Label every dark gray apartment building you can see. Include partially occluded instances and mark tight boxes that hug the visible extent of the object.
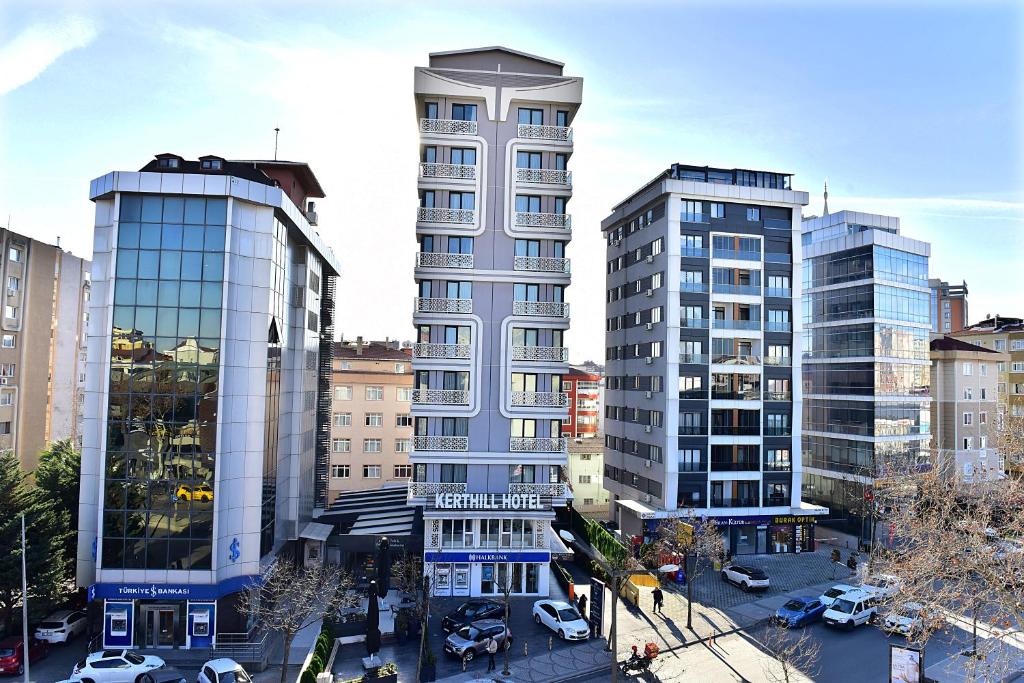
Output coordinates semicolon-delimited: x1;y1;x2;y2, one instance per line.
601;165;826;557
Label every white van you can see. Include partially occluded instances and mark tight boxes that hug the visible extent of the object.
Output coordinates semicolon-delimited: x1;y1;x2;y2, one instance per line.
822;589;879;629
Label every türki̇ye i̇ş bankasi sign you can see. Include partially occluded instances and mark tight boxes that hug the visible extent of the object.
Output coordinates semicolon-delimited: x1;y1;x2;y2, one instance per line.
434;493;543;510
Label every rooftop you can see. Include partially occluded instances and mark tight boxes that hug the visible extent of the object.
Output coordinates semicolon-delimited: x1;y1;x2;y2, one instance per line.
930;336;1002;354
334;339;411;360
428;45;564;68
957;315;1024;334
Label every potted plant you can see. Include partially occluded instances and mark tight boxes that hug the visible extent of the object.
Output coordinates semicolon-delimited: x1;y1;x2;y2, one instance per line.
419;647;437;682
366;661;398;683
394;609;410;645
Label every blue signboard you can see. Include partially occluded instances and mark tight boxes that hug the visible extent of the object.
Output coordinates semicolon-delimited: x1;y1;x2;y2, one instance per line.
89;574;257;602
424;551;550;563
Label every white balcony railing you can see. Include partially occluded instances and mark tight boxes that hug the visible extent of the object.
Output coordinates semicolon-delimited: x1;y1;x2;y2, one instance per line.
412;436;470;452
511;391;569;408
512;301;570;318
409;481;468;497
411;388;470;405
514;212;571;229
515;168;571;186
513;256;570;273
510;437;568;453
415;297;473;314
420;162;477;180
421;118;478;136
509;482;568;497
417;207;476;225
412;342;471;360
517;124;572;142
416;252;474;269
511;346;568;362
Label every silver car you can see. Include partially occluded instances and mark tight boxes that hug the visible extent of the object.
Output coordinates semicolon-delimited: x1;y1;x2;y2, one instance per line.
443;619;512;661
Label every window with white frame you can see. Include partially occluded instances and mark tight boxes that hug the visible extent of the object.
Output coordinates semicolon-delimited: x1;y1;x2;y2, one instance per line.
680;449;701;471
650;445;663;462
363;465;382;478
334;385;353;400
964;387;973;400
333;412;351;427
363;439;382;453
365;413;383;427
396;413;412;427
579;475;592;484
4;306;17;320
0;335;14;349
995;340;1006;351
395;363;407;374
366;386;384;400
980;436;987;449
1013;362;1024;372
964;412;973;425
1013;340;1024;351
7;248;21;263
963;362;972;376
710;203;725;219
963;437;973;449
331;464;350;478
332;438;351;453
980;364;987;377
395;439;411;453
394;464;412;479
397;387;413;401
0;392;12;406
6;276;17;291
980;412;987;424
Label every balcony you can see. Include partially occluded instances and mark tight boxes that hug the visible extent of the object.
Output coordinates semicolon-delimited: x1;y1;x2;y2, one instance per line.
415;297;473;314
412;435;470;451
711;425;760;436
511;391;569;408
710;459;760;472
512;301;569;318
420;162;476;180
711;498;759;509
680;283;708;294
765;287;792;298
681;317;710;329
510;437;568;452
714;284;762;296
764;426;792;437
421;118;478;135
412;343;471;360
765;321;792;332
681;212;710;224
679;389;707;400
411;389;470;405
416;252;474;269
417;207;476;225
681;247;710;258
712;249;760;261
712;354;761;366
408;481;467;498
509;482;567;497
764;355;792;367
517;124;572;142
513;256;570;273
515;212;571;229
511;346;568;362
711;390;762;401
763;391;793;402
679;353;709;364
680;425;706;436
516;168;572;186
714;319;761;331
679;462;707;473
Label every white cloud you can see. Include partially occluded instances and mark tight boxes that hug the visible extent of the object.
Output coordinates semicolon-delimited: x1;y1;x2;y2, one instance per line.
0;16;98;96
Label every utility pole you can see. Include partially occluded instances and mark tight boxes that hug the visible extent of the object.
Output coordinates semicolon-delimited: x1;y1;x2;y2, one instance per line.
273;127;280;161
21;515;29;683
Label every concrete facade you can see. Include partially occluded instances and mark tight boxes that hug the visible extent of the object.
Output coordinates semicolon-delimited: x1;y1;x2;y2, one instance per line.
563;365;602;440
929;278;969;334
567;438;608;517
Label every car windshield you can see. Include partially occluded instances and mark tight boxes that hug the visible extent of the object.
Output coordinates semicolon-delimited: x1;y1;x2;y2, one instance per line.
782;600;804;611
0;648;14;657
824;588;844;598
456;626;480;640
125;652;146;665
832;599;856;614
556;608;581;621
39;621;63;629
221;671;251;683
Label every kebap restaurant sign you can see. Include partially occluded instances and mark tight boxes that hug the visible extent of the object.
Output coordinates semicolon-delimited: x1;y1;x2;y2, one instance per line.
434;492;543;510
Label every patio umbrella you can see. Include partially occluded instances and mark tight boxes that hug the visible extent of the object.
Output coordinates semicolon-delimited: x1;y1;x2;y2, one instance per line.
366;580;381;660
658;564;680;573
376;536;391;599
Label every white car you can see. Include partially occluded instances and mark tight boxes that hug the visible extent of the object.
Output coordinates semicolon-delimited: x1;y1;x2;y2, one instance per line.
819;584;857;608
822;589;879;629
532;600;590;641
882;602;934;637
198;658;252;683
70;650;165;682
720;564;770;592
35;610;87;643
861;574;903;600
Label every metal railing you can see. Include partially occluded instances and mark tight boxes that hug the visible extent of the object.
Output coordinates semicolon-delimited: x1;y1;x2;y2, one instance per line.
417;207;476;224
765;287;792;298
764;426;792;436
680;282;708;293
710;425;761;436
514;211;571;229
714;284;762;296
511;346;568;362
516;168;571;185
710;460;761;472
681;247;710;258
712;354;761;365
763;355;792;367
712;249;761;261
420;162;477;180
679;353;709;364
509;482;567;497
763;391;793;401
412;342;471;359
711;390;762;401
421;118;478;135
517;124;572;142
211;631;271;664
714;319;761;330
764;253;792;264
679;390;708;400
711;498;759;508
415;297;473;314
412;436;470;452
411;388;470;405
512;300;569;317
513;255;570;273
510;437;567;452
681;317;710;329
681;213;710;224
416;252;474;269
409;481;468;497
511;391;569;407
765;321;792;332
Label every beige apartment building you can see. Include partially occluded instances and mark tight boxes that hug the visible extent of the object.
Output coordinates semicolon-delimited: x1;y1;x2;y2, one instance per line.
567;438;609;518
0;230;90;471
930;336;1007;482
327;339;414;502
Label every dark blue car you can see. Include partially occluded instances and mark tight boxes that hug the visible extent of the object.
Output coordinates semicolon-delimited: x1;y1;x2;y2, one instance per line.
772;597;826;627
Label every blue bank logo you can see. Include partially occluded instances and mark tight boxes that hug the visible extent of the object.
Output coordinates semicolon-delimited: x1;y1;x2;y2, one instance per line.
91;538;98;560
229;538;240;563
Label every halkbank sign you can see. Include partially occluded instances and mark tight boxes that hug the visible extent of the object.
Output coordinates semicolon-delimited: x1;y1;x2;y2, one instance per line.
434;493;543;510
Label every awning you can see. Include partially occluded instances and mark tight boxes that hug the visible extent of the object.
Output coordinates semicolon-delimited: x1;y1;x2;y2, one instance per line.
300;522;334;543
549;529;574;560
615;497;657;519
318;485;419;538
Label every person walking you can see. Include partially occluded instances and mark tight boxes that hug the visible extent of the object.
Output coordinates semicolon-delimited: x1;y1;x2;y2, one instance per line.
652;586;664;614
486;635;498;672
577;593;588;620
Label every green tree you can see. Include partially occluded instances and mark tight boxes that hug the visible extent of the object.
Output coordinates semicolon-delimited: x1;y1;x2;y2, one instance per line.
34;439;81;577
0;451;71;632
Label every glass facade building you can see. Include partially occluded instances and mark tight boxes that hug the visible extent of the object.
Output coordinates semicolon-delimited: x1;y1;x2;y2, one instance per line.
800;211;931;544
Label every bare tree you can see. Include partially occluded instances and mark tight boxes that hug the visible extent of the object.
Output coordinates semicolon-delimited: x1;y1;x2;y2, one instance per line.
391;553;434;683
758;621;821;683
648;513;726;628
993;412;1024;472
869;466;1024;682
238;559;354;683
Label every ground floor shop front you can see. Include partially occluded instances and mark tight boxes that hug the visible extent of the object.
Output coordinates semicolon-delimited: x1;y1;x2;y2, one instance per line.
642;514;820;557
424;550;551;598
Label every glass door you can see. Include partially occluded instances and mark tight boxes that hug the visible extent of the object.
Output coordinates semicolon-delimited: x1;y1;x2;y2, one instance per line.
143;606;177;647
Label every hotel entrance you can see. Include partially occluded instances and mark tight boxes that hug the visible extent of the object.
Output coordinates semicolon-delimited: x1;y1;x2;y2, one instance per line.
141;605;178;648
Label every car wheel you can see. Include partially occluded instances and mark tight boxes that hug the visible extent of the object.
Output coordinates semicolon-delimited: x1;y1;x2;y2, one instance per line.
463;649;475;662
742;581;750;592
868;612;877;625
82;679;96;683
846;620;854;630
17;664;23;675
720;571;728;582
178;494;188;501
534;613;541;624
558;629;566;640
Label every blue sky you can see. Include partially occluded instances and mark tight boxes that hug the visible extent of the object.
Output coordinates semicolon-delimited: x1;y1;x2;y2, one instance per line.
1;1;1021;363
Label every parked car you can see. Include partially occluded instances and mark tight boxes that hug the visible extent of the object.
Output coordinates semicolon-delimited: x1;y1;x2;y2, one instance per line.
822;589;879;629
882;602;939;637
771;597;826;628
532;599;590;640
720;564;770;592
0;636;48;675
443;620;512;661
861;574;903;600
441;600;507;633
35;609;88;643
819;584;857;609
137;669;189;683
197;658;251;683
69;650;165;682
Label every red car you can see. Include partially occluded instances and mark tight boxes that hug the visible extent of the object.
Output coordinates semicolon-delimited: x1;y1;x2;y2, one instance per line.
0;636;48;675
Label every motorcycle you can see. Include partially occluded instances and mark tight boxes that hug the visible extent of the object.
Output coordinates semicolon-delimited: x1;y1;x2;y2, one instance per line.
619;643;659;674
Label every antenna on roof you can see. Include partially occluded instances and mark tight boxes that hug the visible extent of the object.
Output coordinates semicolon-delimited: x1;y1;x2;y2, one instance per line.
823;178;829;216
273;127;280;161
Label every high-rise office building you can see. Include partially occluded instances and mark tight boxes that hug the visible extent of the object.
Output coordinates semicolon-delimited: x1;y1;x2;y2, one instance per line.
0;231;90;470
602;164;825;557
929;278;969;334
408;47;582;597
800;210;932;545
77;154;339;650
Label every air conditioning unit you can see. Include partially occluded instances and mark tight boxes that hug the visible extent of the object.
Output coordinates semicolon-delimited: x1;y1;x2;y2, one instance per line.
644;391;653;399
611;239;621;247
645;288;653;297
644;459;652;468
645;254;654;264
644;357;653;365
645;322;654;331
644;425;652;433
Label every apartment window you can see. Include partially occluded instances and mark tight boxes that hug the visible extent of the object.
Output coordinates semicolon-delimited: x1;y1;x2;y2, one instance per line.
440;463;468;483
980;412;987;424
396;413;412;427
981;388;987;400
0;422;10;435
0;335;14;349
963;412;973;426
451;103;477;121
1013;340;1024;351
397;387;412;402
681;234;705;256
1013;362;1024;372
963;437;973;449
363;439;382;453
332;438;351;453
579;453;591;461
331;465;350;479
980;364;988;377
0;393;12;406
451;147;477;165
363;465;382;479
518;108;543;125
680;449;701;471
4;306;17;320
335;385;353;400
6;277;17;291
422;146;437;163
517;151;542;169
579;475;592;484
998;382;1007;394
424;102;438;119
746;207;760;222
650;445;663;463
448;192;476;210
980;436;988;449
340;360;351;370
7;248;21;263
0;364;15;377
963;387;973;400
200;158;223;170
366;386;384;401
766;449;791;471
583;498;595;506
395;439;411;453
556;110;569;127
963;362;973;376
395;363;407;374
394;464;412;479
333;412;352;427
710;203;725;219
365;413;383;427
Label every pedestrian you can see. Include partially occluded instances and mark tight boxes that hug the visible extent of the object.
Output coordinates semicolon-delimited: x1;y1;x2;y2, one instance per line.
486;635;498;672
577;593;588;619
652;586;664;614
